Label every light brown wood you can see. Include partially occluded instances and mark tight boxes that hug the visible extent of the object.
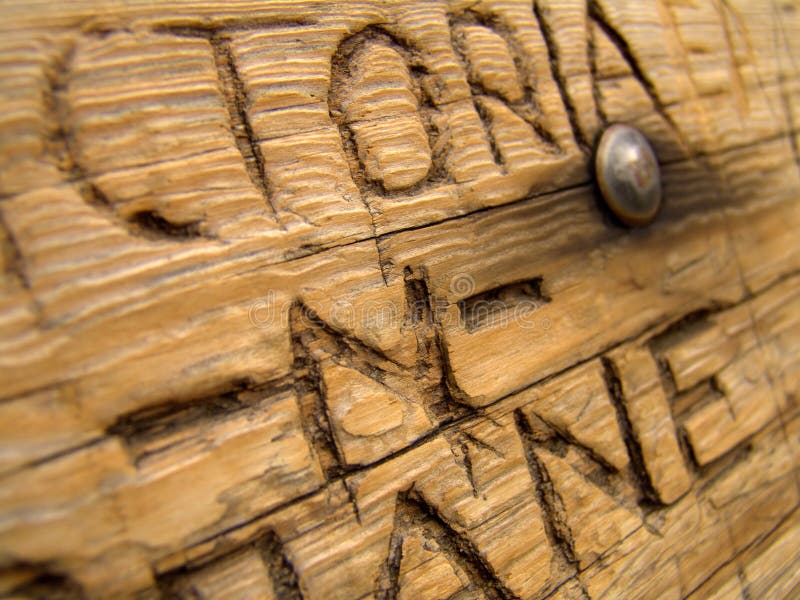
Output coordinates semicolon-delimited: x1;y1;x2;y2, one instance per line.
0;0;798;598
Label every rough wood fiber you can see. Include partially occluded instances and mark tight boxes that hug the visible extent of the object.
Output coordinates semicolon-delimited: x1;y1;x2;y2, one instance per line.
0;0;798;598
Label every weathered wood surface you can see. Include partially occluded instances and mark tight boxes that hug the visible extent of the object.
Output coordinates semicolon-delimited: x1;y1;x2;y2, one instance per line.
0;0;799;598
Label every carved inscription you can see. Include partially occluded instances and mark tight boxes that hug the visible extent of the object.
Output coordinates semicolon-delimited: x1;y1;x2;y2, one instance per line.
330;29;436;194
0;1;798;598
65;32;282;239
451;17;560;169
6;2;586;250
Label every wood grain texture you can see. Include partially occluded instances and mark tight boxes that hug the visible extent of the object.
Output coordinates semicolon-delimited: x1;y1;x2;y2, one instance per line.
0;0;798;598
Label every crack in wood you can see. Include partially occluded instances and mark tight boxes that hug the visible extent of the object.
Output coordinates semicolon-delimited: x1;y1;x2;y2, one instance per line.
682;503;800;599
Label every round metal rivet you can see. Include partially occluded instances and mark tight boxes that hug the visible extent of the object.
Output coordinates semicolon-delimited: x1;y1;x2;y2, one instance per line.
595;124;662;227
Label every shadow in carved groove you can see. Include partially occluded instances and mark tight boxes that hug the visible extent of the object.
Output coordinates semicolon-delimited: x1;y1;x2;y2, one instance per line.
449;10;561;173
458;277;550;333
514;408;643;577
288;288;470;478
375;488;516;600
50;30;288;242
329;27;448;197
47;38;209;241
158;530;302;599
0;568;85;599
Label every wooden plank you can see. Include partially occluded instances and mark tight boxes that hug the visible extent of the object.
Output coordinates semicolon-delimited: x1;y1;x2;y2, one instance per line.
0;0;798;598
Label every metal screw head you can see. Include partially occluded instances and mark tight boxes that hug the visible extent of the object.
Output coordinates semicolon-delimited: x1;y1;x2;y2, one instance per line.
595;124;662;227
